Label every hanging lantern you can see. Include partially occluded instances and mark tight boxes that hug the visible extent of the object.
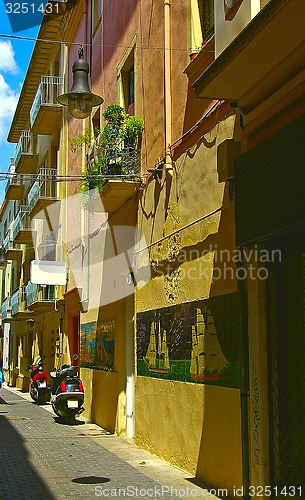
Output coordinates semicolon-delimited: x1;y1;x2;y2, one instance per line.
57;46;104;119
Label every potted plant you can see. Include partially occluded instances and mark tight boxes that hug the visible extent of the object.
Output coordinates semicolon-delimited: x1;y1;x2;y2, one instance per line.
188;41;208;61
123;115;144;148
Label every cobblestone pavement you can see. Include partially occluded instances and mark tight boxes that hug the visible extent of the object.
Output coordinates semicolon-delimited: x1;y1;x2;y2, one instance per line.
0;386;222;500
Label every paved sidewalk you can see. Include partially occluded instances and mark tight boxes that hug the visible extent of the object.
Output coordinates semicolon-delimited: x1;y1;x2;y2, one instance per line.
0;385;223;500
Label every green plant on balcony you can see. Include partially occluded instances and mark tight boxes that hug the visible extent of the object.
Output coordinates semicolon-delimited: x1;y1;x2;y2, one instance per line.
71;105;143;197
70;128;93;153
123;115;144;148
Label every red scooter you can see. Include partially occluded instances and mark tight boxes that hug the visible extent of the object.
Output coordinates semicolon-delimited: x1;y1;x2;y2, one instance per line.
29;356;51;404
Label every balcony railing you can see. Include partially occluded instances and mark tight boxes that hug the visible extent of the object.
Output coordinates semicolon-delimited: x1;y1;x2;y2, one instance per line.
26;282;56;307
11;287;26;315
3;230;21;257
28;168;58;213
30;75;64;130
86;138;142;213
87;144;141;179
1;297;12;320
4;159;24;199
14;130;37;168
12;205;31;241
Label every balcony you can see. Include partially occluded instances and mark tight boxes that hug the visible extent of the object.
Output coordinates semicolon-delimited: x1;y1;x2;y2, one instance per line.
30;76;64;135
28;168;58;217
4;159;25;200
26;282;56;313
86;147;142;213
193;0;305;117
12;205;35;244
1;297;12;323
14;130;38;174
11;286;32;321
3;230;22;261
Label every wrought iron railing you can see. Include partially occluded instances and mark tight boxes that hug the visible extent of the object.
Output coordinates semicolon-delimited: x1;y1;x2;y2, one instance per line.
14;130;37;167
3;230;21;252
4;159;24;195
28;168;58;211
12;205;31;240
87;134;141;179
11;286;25;315
30;75;64;127
1;297;12;320
26;282;56;306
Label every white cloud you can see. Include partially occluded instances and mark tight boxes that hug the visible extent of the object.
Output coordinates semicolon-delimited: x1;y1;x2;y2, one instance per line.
0;40;18;74
0;40;20;143
0;74;19;142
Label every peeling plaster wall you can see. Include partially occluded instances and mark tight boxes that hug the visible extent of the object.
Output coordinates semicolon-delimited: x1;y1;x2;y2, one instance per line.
135;115;242;495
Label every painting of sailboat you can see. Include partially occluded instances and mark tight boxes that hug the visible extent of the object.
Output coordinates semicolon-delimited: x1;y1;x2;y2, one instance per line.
190;307;228;381
145;321;170;374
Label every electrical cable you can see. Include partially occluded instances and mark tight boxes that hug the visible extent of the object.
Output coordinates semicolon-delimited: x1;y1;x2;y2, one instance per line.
0;32;214;53
134;205;225;254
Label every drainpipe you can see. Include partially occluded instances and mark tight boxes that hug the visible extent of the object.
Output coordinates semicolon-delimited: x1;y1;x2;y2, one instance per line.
164;0;173;174
237;252;250;500
79;0;92;314
8;326;11;386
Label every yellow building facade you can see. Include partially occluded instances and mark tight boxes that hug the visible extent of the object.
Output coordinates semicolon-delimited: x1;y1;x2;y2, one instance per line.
1;1;305;498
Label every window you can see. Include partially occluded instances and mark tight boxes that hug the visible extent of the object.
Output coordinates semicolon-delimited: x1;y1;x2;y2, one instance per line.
190;0;214;52
199;0;214;41
92;108;100;136
121;53;135;114
117;34;137;115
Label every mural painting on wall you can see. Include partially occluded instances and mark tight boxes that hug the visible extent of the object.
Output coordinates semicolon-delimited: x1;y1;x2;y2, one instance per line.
80;321;96;366
80;319;115;371
137;293;240;388
96;320;115;371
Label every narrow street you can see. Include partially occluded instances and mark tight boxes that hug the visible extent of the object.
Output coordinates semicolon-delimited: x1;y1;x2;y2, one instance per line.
0;386;221;500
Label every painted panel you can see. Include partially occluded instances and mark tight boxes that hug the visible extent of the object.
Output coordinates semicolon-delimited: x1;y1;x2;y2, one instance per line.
80;319;115;372
137;293;240;388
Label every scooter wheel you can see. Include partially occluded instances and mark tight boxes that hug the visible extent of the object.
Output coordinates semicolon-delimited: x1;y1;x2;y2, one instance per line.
52;403;61;417
66;412;77;425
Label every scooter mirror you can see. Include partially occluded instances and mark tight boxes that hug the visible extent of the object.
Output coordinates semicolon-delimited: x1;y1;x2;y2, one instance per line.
72;354;78;361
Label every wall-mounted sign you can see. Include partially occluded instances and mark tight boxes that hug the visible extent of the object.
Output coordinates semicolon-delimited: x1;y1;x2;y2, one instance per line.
30;261;67;286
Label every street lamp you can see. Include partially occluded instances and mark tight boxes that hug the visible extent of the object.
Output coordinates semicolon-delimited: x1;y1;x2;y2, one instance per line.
0;246;7;270
57;46;104;119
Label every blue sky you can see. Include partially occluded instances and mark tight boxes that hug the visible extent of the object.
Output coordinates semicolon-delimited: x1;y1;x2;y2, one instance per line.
0;2;39;203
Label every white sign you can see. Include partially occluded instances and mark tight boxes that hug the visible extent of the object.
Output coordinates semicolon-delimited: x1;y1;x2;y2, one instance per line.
30;261;67;285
